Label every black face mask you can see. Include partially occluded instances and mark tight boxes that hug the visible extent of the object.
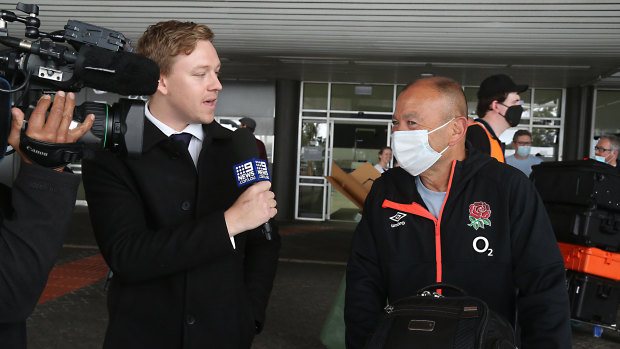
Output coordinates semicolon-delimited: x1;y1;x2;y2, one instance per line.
500;104;523;127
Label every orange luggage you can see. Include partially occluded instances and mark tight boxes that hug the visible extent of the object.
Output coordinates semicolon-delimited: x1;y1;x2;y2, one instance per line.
558;242;620;281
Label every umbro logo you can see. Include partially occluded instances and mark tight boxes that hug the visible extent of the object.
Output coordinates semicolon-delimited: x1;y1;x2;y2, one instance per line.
389;212;407;228
390;212;407;222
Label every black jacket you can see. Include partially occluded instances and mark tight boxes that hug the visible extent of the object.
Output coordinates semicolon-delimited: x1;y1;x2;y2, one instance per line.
82;120;280;349
345;145;571;349
0;163;80;348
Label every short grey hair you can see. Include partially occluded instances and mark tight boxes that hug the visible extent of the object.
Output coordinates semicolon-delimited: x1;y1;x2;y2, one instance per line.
599;134;620;150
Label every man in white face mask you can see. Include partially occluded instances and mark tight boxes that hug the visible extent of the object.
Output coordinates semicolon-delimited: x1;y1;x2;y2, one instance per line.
345;77;570;349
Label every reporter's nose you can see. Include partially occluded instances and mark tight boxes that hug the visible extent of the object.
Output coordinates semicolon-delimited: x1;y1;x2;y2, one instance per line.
210;74;222;92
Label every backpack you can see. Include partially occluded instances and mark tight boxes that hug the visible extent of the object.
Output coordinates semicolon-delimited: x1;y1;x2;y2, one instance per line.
365;283;517;349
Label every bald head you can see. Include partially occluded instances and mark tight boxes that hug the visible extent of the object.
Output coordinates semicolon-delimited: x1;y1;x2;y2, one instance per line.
400;77;467;122
392;76;469;187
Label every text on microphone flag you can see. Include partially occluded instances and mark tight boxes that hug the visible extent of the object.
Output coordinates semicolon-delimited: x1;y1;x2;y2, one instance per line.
233;159;270;187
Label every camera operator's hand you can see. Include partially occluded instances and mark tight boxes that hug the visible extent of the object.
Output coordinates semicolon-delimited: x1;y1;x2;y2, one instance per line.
8;91;94;171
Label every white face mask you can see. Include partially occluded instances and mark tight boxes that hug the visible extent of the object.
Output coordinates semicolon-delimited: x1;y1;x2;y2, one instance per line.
392;118;453;176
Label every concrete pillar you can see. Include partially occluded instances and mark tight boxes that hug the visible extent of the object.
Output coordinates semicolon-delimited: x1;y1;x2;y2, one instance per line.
272;80;301;221
563;86;595;160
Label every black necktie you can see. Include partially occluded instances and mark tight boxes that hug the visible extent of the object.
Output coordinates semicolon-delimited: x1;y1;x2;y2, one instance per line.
170;132;192;148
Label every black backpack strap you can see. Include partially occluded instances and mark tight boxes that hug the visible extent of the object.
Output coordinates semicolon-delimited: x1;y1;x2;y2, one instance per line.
417;283;467;296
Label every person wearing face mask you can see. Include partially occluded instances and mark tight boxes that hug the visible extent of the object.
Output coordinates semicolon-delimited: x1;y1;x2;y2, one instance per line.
593;134;619;169
505;129;542;177
466;74;528;163
345;77;570;349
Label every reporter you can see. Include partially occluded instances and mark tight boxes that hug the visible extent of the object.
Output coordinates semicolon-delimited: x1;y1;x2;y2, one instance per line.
0;92;93;348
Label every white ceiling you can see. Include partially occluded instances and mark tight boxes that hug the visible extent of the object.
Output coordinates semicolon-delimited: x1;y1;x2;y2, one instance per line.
1;0;620;87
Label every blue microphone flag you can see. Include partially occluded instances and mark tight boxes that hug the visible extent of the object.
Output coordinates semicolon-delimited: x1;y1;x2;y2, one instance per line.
234;158;270;187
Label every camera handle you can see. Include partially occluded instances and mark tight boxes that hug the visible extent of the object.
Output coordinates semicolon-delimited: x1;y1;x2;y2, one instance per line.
19;132;84;168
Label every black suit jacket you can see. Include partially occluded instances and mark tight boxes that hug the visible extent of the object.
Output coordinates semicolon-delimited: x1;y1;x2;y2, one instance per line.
0;163;80;348
82;120;280;349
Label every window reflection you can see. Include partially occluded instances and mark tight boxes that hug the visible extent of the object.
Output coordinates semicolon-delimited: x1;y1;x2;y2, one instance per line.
330;84;393;112
300;121;328;176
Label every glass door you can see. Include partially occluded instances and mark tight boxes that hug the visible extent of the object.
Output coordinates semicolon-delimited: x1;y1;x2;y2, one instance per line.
295;119;329;220
328;120;390;221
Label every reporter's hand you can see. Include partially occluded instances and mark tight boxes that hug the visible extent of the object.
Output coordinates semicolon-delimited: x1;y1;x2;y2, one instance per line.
224;181;277;237
8;91;94;171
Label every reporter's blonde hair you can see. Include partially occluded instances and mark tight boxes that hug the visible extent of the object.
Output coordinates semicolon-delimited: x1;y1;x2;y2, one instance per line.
137;20;214;76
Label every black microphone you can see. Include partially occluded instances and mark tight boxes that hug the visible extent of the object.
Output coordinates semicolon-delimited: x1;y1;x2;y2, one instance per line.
73;45;159;96
231;127;273;240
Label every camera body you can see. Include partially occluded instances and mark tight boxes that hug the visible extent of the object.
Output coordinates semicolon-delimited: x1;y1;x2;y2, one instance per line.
0;2;157;163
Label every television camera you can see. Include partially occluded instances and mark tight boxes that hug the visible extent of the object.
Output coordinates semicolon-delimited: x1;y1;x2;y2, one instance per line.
0;2;159;165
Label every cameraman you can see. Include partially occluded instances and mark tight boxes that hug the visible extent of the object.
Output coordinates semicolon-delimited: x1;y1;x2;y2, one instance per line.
0;92;93;348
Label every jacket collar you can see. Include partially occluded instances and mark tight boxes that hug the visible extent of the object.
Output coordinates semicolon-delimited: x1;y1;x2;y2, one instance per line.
383;142;493;201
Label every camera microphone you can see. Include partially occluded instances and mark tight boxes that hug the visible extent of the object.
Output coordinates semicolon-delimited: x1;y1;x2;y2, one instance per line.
231;128;273;240
74;46;159;96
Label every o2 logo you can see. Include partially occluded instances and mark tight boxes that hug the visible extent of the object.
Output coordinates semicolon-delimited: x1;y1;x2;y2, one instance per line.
472;236;493;257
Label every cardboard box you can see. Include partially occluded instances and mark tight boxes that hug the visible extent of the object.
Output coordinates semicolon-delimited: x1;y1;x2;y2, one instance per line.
325;161;381;209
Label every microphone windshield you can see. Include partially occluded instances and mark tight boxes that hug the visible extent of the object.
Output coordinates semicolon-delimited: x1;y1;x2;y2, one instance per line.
74;46;160;95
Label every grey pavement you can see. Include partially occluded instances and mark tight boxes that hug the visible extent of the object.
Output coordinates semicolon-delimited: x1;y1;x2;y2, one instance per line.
25;208;620;348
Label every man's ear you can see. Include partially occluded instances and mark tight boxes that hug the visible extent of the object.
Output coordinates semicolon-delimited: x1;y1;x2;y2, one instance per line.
448;116;468;146
490;100;501;112
157;74;168;95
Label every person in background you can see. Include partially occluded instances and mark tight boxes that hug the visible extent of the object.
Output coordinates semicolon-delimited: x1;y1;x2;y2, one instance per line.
505;129;542;177
1;92;93;348
239;117;268;162
466;74;528;162
374;146;392;173
593;134;619;168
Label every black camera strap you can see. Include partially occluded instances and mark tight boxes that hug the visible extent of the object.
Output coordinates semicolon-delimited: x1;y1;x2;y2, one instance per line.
0;78;12;162
20;132;83;168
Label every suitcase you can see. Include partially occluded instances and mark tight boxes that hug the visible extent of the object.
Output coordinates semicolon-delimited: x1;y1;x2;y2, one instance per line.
558;242;620;280
531;159;620;212
546;203;620;251
566;271;620;325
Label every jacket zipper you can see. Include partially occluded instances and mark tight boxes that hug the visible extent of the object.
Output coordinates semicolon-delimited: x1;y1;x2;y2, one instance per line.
382;160;458;286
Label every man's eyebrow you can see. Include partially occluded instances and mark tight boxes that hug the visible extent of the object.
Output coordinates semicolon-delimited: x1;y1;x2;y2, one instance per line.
400;113;418;120
193;63;222;70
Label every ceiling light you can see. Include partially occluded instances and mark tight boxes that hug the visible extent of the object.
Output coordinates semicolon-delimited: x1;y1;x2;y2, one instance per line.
354;61;427;67
431;62;506;69
510;64;590;70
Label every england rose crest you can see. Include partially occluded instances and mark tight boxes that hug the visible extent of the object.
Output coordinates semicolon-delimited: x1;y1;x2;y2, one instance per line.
467;201;491;230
